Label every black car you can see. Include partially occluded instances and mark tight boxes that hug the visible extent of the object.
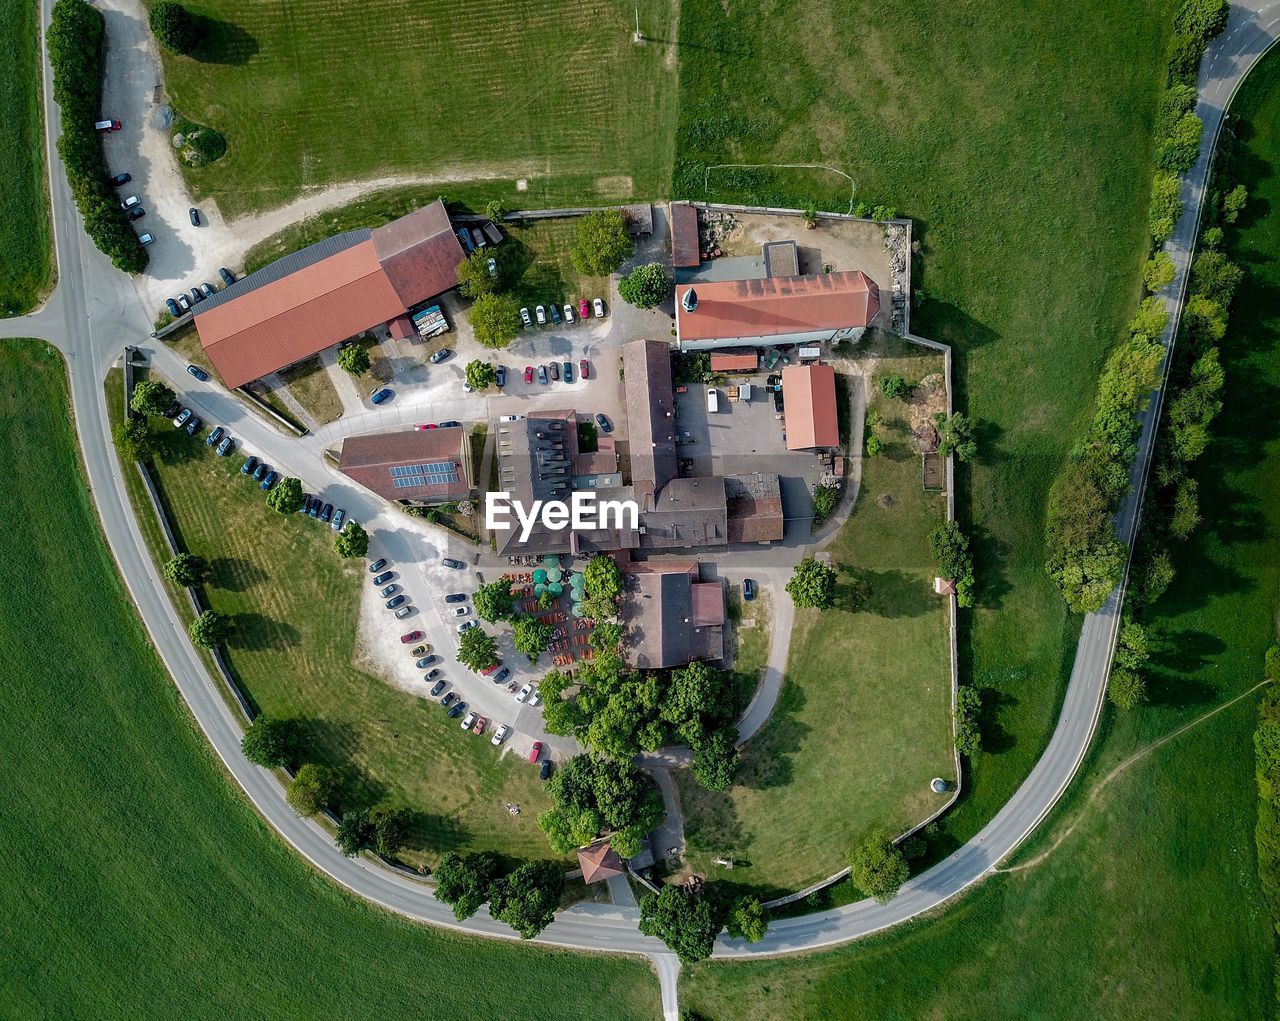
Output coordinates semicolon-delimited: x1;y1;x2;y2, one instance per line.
441;691;456;707
205;425;225;447
308;499;321;519
252;462;270;482
164;400;181;418
539;759;553;781
427;668;443;681
438;420;461;428
166;298;180;316
127;207;145;221
380;584;399;598
444;593;466;603
495;365;506;388
549;361;559;381
190;288;203;304
418;655;439;667
219;267;235;286
299;495;313;515
743;578;757;601
430;679;447;697
186;364;209;381
372;571;393;585
200;283;214;299
386;594;406;609
493;667;510;684
368;559;387;573
773;391;784;413
320;503;333;523
442;558;466;570
109;172;131;186
185;416;202;435
447;702;466;719
595;413;613;433
240;455;259;476
189;207;201;226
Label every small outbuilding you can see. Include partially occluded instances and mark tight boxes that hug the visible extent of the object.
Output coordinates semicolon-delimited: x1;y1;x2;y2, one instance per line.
578;841;626;883
781;363;840;451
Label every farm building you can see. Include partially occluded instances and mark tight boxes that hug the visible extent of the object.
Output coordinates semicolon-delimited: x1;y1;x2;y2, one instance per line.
781;364;840;451
335;426;472;505
193;199;465;389
620;560;726;669
670;202;700;268
674;271;880;352
710;351;759;373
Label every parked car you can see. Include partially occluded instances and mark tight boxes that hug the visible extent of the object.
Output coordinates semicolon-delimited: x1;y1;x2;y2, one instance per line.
457;619;477;634
370;559;388;573
172;407;191;429
563;361;573;383
427;668;442;680
441;691;456;707
593;297;606;318
524;365;534;384
429;348;451;364
185;416;202;436
205;425;225;447
495;365;506;388
200;282;214;299
260;470;279;491
563;303;575;324
447;702;466;719
444;593;467;604
308;500;320;519
549;362;559;381
580;359;590;379
529;741;542;764
493;667;510;684
127;207;145;221
164;399;181;418
439;420;461;428
166;298;180;317
380;584;399;598
219;267;235;286
548;302;561;325
394;605;413;619
461;711;477;730
516;683;533;704
189;208;201;226
186;364;208;381
109;172;131;186
487;257;497;278
415;423;438;431
138;233;154;246
499;414;522;423
331;509;345;531
481;662;502;677
384;594;405;609
451;605;469;617
520;307;533;329
415;657;435;670
240;455;259;476
535;305;547;326
320;503;333;523
190;288;203;304
538;365;548;385
595;413;613;433
177;295;192;312
252;462;270;482
301;496;314;516
95;119;122;132
370;387;393;405
430;679;447;697
400;630;423;643
373;572;394;587
579;298;590;319
442;558;466;570
120;195;140;210
216;435;233;456
539;759;553;781
410;644;428;656
491;724;511;746
743;578;757;601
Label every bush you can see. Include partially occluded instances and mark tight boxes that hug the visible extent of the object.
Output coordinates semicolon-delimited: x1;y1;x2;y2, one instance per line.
1166;33;1205;86
929;521;976;609
48;0;147;273
149;2;204;53
880;373;909;399
570;210;633;277
1107;668;1146;710
865;432;883;457
286;763;334;817
812;482;841;523
1173;0;1229;43
1149;171;1184;242
618;263;673;309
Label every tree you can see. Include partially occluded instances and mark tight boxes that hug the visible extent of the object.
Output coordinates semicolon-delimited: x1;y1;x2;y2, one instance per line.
1135;547;1176;606
1129;296;1170;339
583;553;625;601
1265;644;1280;682
286;762;334;817
570;209;634;277
513;616;553;663
691;727;739;791
266;476;304;514
1202;226;1224;249
1115;620;1151;671
457;249;496;300
1142;252;1176;292
1181;295;1228;347
638;886;719;964
879;374;909;400
1173;0;1229;43
618;262;673;309
149;1;203;54
464;360;497;393
333;520;369;559
1222;184;1248;224
786;557;836;609
934;412;977;462
1150;171;1184;242
188;609;232;648
1155;111;1203;173
470;292;522;348
1166;33;1204;86
112;418;153;462
1189;250;1243;306
484;199;506;222
538;754;663;854
726;896;768;943
848;830;910;903
433;851;502;920
537;589;556;610
591;621;624;652
488;859;564;939
240;714;294;768
130;379;176;417
1108;668;1146;710
457;625;499;672
865;432;883;457
1169;477;1202;539
954;685;983;758
337;343;370;377
473;579;516;623
335;809;376;857
371;806;412;856
162;551;208;588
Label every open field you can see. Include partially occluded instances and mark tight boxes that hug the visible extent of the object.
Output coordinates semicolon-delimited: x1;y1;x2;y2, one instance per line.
159;0;677;220
681;45;1280;1018
674;0;1175;848
119;391;555;865
0;1;52;315
676;338;952;895
1;340;658;1021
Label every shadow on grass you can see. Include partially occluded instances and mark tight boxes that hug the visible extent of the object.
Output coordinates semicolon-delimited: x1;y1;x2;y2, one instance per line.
230;611;300;651
192;16;259;66
208;556;268;592
737;682;808;793
838;567;935;618
977;685;1017;755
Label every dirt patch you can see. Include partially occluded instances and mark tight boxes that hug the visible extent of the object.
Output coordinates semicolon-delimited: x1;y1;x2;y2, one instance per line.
595;175;634;198
906;372;947;452
877;493;895;509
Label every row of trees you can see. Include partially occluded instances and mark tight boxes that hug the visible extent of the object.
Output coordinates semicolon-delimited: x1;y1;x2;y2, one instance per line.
929;522;975;609
638;884;769;963
433;852;564;939
48;0;148;273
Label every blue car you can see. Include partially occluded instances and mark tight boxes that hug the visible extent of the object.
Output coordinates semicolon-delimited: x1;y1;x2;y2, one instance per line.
205;425;225;447
308;499;320;519
370;388;393;405
166;298;180;317
186;364;208;382
252;462;270;482
260;470;279;491
240;455;259;476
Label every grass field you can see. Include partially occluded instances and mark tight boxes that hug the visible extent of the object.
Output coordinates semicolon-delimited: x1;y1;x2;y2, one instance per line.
680;42;1280;1020
113;381;555;866
675;337;952;895
159;0;678;219
278;355;343;425
0;1;52;315
0;340;658;1021
674;0;1176;849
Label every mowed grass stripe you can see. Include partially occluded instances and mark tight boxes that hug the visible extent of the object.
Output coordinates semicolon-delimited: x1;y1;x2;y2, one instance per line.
0;339;658;1021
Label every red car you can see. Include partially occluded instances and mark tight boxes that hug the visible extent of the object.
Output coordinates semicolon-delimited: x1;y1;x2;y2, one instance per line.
579;359;590;379
414;423;438;431
400;630;424;644
481;661;502;676
578;298;590;320
529;741;543;764
524;365;534;384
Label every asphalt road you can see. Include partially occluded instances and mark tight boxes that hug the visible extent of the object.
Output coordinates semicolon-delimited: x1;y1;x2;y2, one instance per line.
8;0;1278;1012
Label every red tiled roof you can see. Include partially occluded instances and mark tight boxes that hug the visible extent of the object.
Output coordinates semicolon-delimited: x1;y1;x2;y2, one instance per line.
710;351;759;372
783;363;840;450
691;581;725;627
372;202;466;306
671;202;700;268
676;271;880;343
336;428;471;502
578;842;626;882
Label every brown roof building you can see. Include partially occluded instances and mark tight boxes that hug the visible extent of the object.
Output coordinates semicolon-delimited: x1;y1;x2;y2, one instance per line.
622;340;678;502
621;560;725;669
725;473;785;543
578;841;626;882
336;427;471;504
782;364;840;450
670;202;701;268
710;351;759;373
194;199;465;389
675;271;880;352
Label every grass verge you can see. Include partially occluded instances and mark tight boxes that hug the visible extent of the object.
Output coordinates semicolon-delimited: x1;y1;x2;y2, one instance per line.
278;356;344;425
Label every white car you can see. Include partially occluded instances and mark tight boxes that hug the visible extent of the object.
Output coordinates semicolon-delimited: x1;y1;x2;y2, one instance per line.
593;297;606;318
520;307;533;328
535;305;547;325
515;683;533;703
499;414;524;423
452;605;470;617
562;303;575;324
491;724;510;746
460;711;476;730
457;619;477;634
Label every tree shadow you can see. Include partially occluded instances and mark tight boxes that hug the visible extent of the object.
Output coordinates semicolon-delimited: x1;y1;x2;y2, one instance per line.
970;522;1012;611
151;428;204;466
838;567;934;619
229;611;300;652
736;682;807;792
404;810;472;854
208;556;268;592
977;685;1017;754
191;16;259;66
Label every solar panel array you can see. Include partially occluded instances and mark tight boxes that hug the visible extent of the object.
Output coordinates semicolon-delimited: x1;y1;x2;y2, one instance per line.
389;461;459;489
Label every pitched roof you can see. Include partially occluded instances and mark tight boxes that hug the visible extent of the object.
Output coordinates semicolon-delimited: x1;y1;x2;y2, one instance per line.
710;351;759;372
195;200;464;389
670;202;700;268
337;428;471;502
620;561;725;668
782;363;840;450
675;271;880;343
622;340;678;499
725;473;785;543
578;842;626;882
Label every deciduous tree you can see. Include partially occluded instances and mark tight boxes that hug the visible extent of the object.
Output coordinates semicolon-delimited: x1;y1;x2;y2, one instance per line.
488;859;564;939
1142;252;1176;292
286;762;334;817
335;809;375;857
465;359;497;391
457;249;496;300
240;713;294;768
726;895;768;943
372;806;412;856
786;557;836;609
112;418;153;462
618;262;672;309
130;379;176;417
473;579;516;622
457;625;499;672
266;476;304;514
953;685;983;758
638;886;719;963
691;727;739;791
470;292;521;348
333;520;369;559
162;552;208;588
570;209;634;277
433;851;502;920
149;1;204;53
337;343;370;377
513;616;553;663
188;609;232;648
934;412;977;462
848;830;909;903
1108;668;1146;710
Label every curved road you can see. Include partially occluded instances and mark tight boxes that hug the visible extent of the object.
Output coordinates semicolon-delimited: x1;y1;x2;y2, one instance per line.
6;0;1276;1006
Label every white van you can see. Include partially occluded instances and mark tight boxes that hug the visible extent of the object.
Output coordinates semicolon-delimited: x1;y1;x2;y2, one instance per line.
706;387;719;413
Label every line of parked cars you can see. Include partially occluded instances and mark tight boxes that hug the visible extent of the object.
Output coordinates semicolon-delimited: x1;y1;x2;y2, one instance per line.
167;378;238;457
520;297;606;331
299;493;346;532
522;358;592;387
165;267;237;318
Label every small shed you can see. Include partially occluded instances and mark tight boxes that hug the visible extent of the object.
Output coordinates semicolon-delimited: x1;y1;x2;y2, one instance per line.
710;351;759;373
388;315;414;340
578;842;626;883
934;577;957;595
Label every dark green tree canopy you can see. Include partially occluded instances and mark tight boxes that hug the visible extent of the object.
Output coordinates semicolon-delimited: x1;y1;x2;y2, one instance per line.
335;810;376;858
333;521;369;559
162;552;208;588
372;806;412;856
240;714;295;768
434;851;503;920
188;609;232;649
638;886;720;963
487;860;564;939
266;477;305;514
570;209;634;277
786;557;837;609
473;580;516;623
149;2;204;53
113;418;153;462
337;343;370;377
848;830;909;903
618;263;673;309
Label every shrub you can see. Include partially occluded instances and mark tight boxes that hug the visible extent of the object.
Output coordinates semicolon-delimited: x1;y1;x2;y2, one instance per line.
149;2;204;53
618;263;673;309
934;412;977;461
1173;0;1229;43
570;210;633;277
865;432;883;457
1143;252;1176;293
1149;171;1184;242
812;482;841;522
1108;668;1146;710
286;763;334;817
929;521;976;609
879;373;909;399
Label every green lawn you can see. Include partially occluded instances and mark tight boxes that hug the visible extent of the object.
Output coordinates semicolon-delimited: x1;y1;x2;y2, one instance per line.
159;0;677;219
680;41;1280;1020
0;340;658;1021
0;0;52;315
115;379;556;866
278;355;344;425
676;337;952;895
674;0;1175;850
